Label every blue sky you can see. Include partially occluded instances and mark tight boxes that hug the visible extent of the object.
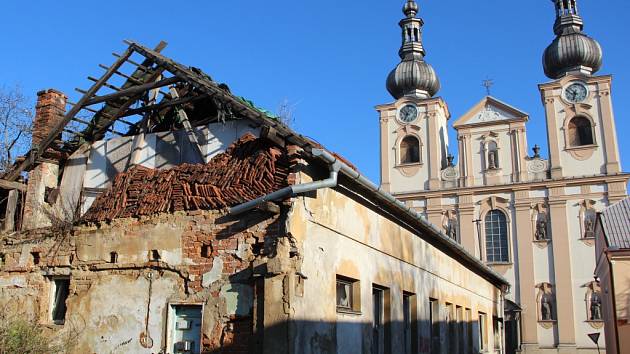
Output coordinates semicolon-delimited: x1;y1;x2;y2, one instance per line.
2;1;629;183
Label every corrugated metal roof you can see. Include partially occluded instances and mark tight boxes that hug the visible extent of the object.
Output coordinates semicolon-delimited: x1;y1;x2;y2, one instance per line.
600;197;630;249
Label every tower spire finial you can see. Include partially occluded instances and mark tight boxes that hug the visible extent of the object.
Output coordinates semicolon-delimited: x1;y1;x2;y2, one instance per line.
386;1;440;99
403;0;418;18
543;0;602;79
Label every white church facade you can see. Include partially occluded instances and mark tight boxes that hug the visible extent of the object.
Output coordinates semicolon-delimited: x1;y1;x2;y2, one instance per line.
380;1;629;353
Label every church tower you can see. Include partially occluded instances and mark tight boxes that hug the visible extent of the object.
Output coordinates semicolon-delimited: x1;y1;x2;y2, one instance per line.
377;0;450;193
540;0;621;179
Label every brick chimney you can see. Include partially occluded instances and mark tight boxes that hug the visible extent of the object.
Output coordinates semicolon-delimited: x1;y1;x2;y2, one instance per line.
32;89;67;149
23;89;67;230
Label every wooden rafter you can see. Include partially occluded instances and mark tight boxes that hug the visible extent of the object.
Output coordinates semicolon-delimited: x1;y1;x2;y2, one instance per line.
4;46;136;181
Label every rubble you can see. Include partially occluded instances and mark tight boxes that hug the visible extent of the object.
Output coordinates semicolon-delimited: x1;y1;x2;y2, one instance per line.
83;133;289;222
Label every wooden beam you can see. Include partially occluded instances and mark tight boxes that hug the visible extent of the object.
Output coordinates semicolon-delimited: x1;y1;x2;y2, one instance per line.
83;76;180;106
2;189;18;232
169;87;205;162
4;46;136;181
121;93;210;117
0;179;26;191
88;76;121;91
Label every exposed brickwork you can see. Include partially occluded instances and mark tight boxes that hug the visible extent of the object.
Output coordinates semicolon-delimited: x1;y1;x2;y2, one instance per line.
83;134;290;222
1;207;284;354
32;89;67;156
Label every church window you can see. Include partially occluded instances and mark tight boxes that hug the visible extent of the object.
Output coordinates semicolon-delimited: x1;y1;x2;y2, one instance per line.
567;116;594;146
400;136;420;164
484;210;509;263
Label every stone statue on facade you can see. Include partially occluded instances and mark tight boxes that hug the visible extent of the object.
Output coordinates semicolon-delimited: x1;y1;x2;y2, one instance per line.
446;219;458;241
541;295;553;321
535;218;548;241
488;150;497;169
590;293;602;321
584;217;595;238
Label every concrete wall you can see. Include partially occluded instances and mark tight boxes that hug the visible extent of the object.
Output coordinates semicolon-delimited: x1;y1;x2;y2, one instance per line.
0;210;276;353
287;181;504;354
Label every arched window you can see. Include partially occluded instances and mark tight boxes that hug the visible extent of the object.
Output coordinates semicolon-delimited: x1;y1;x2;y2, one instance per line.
485;210;509;263
400;136;420;164
567;117;594;146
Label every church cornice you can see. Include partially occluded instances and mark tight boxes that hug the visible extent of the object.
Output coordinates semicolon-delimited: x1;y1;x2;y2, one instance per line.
390;173;630;199
538;73;613;91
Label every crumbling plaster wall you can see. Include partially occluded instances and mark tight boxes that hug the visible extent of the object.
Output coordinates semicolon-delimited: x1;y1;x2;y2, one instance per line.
285;169;503;354
0;208;283;353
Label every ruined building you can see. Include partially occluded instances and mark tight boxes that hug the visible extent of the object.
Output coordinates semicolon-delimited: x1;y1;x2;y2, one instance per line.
379;0;628;353
0;38;508;354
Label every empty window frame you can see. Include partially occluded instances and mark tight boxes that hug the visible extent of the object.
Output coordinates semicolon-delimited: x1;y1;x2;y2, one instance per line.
484;210;510;263
478;312;488;352
403;292;417;354
446;303;456;352
493;317;502;351
336;275;360;313
400;136;420;164
429;298;440;354
465;308;473;354
50;277;70;325
567;116;594;147
372;286;390;354
456;305;464;353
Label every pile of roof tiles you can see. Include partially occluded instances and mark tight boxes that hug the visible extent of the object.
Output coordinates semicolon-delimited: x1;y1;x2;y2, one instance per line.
82;133;289;222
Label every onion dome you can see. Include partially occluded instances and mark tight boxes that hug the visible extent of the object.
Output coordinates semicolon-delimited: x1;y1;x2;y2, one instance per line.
386;0;440;100
543;0;603;79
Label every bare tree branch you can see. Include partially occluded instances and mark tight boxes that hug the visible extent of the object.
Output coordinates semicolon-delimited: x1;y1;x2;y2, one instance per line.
0;85;33;173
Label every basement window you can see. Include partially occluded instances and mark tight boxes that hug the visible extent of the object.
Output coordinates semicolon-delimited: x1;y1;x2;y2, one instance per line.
50;278;70;325
336;275;361;313
110;252;118;264
31;252;41;265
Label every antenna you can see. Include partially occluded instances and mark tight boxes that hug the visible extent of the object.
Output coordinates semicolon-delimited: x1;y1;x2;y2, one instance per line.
482;78;494;96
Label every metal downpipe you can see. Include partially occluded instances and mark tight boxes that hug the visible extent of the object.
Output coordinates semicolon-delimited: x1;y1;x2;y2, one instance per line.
228;153;341;216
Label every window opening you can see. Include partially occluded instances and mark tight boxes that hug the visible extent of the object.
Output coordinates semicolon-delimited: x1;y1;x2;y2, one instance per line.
403;293;416;354
493;317;502;350
150;249;161;261
400;136;420;164
51;278;70;324
110;251;118;264
201;244;211;258
430;298;440;354
31;252;40;265
568;117;594;146
485;210;509;263
336;276;360;313
478;312;487;352
372;287;384;354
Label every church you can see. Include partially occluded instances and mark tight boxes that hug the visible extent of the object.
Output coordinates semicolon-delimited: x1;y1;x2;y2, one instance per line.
379;0;629;352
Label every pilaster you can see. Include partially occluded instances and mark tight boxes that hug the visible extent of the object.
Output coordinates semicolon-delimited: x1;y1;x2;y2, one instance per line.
380;112;392;192
457;193;477;257
596;80;621;175
548;187;576;346
542;94;563;179
427;110;441;190
513;190;538;345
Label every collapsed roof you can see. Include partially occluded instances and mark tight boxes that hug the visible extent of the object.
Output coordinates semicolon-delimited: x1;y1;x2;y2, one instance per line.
4;40;509;288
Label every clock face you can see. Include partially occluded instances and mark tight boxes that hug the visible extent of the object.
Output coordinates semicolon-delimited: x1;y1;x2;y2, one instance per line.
564;83;588;103
399;104;418;123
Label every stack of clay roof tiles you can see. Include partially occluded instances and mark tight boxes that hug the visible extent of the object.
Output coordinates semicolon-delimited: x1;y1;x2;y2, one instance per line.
82;133;289;222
